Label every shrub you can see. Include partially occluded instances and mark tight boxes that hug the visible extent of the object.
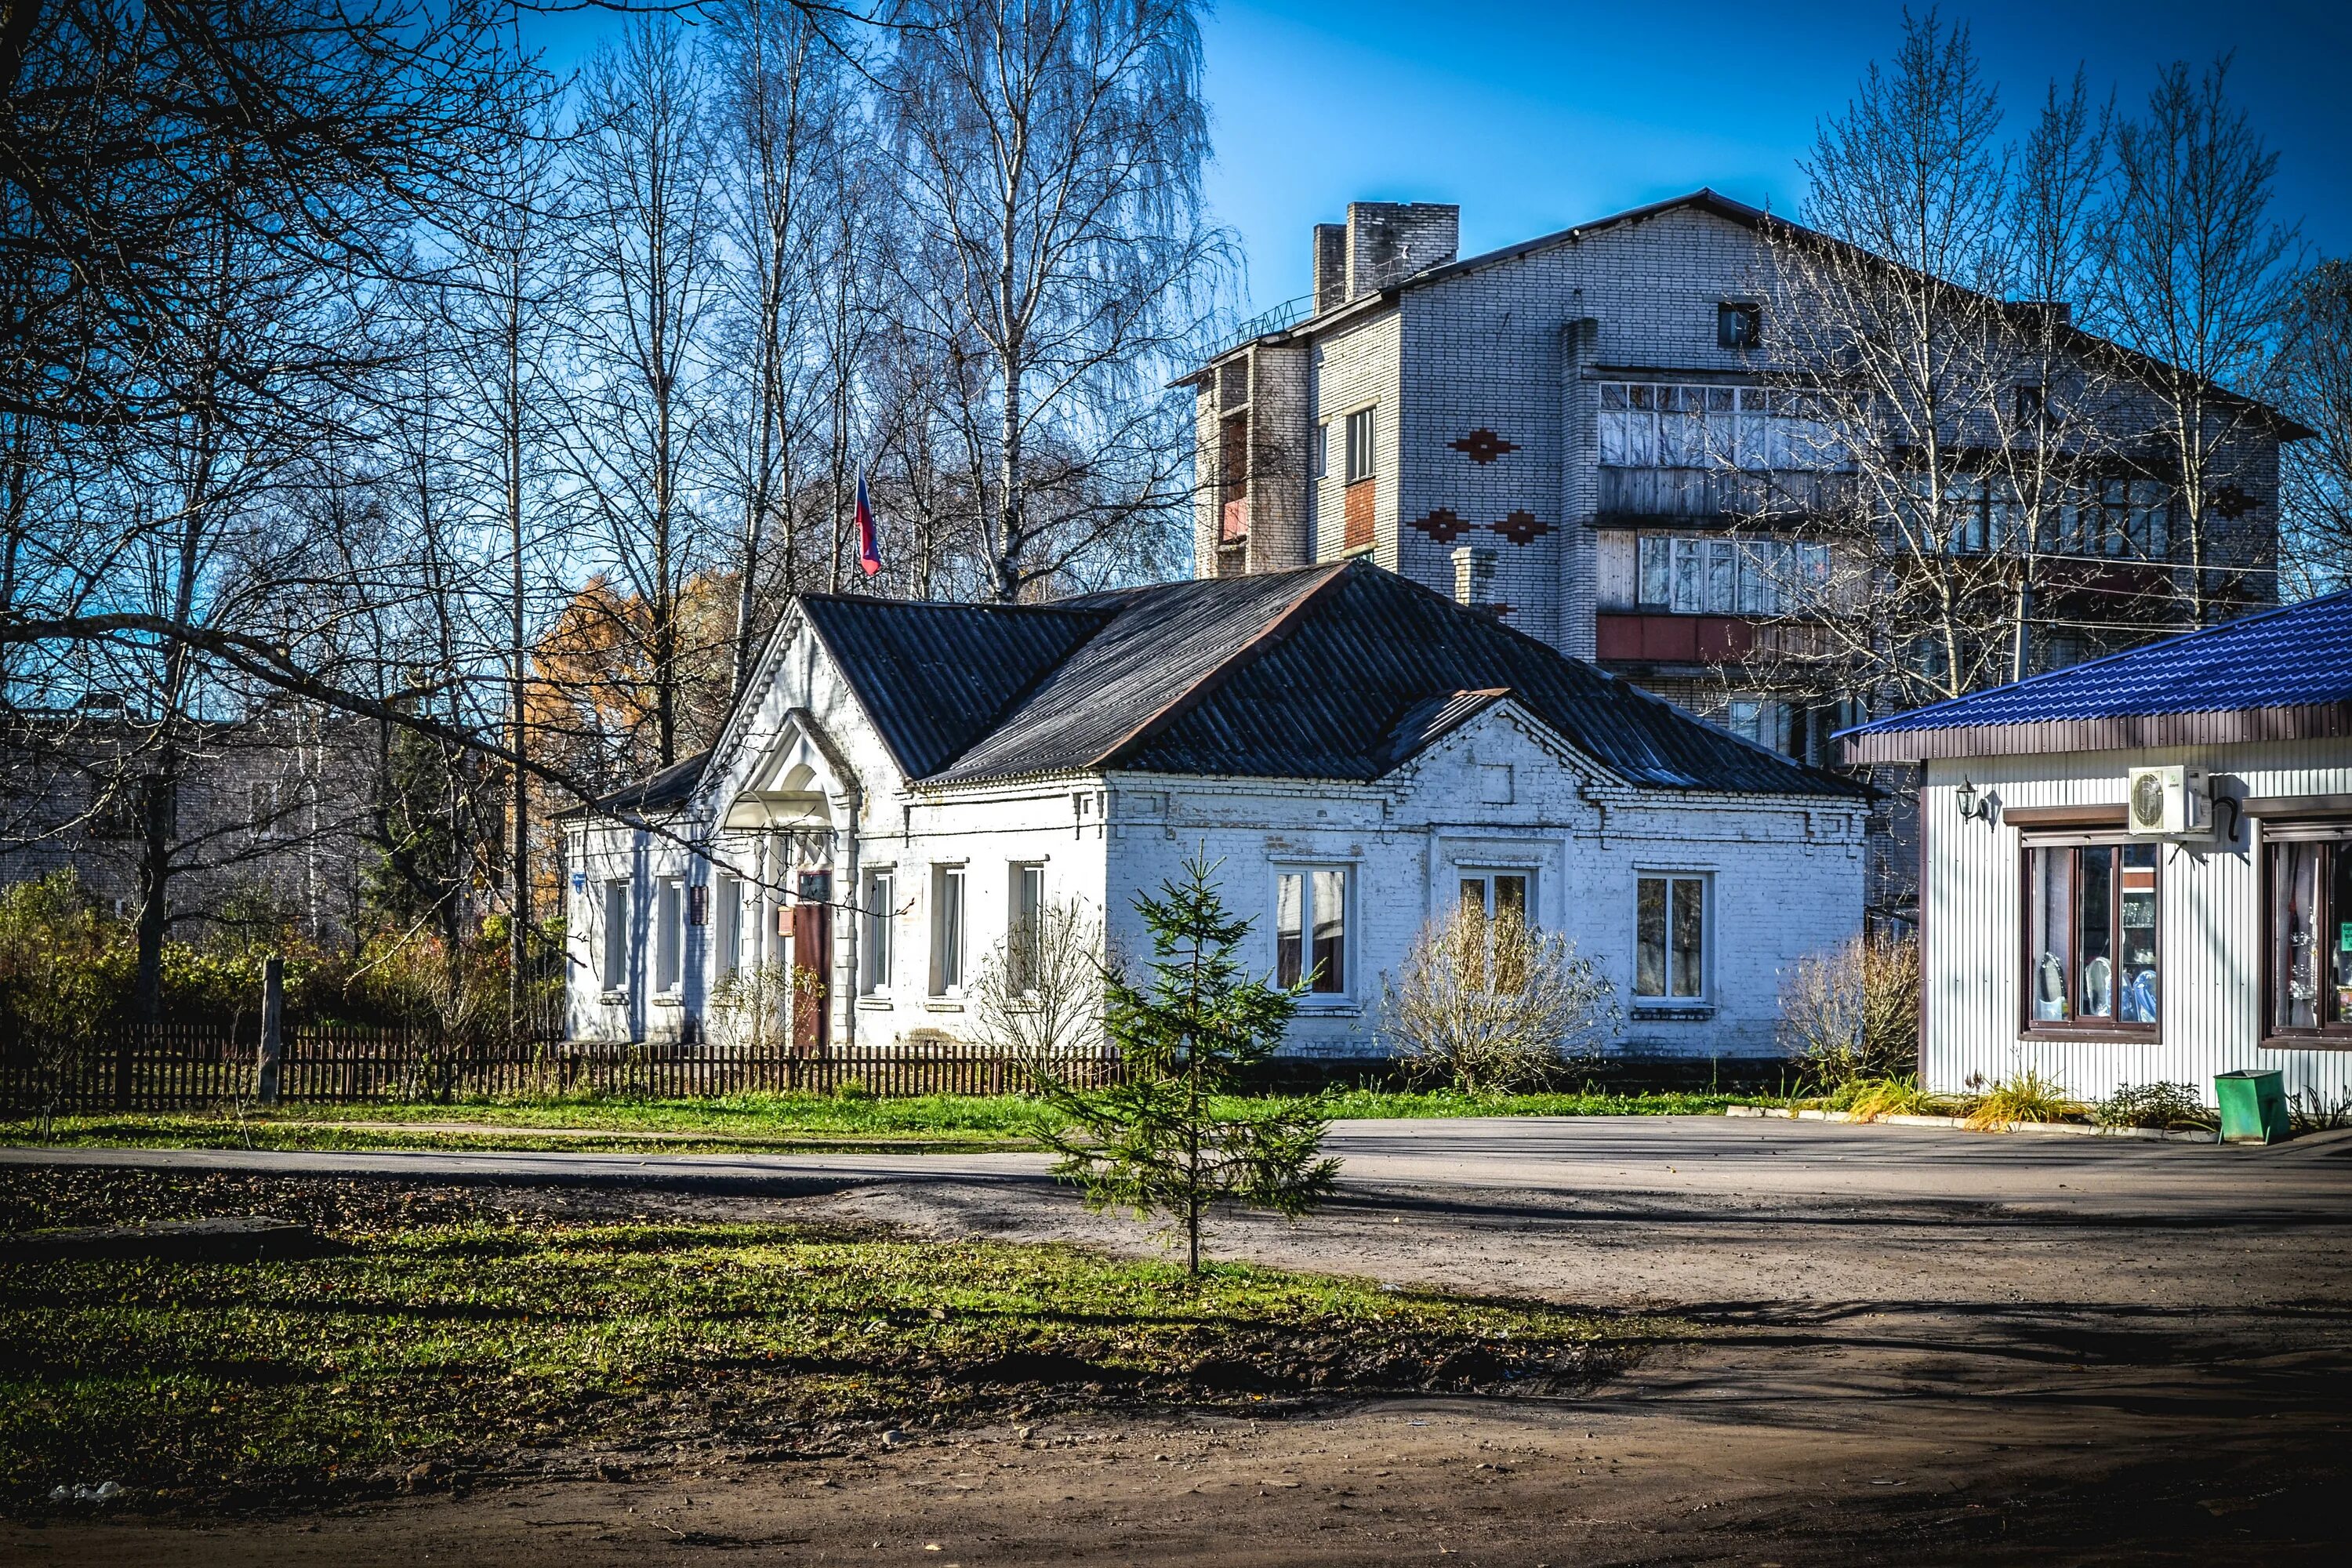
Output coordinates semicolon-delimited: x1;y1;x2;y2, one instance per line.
1962;1067;2082;1130
968;896;1106;1071
1831;1074;1936;1123
2095;1081;2212;1131
1382;903;1621;1094
0;871;135;1034
2288;1089;2352;1134
1777;935;1918;1088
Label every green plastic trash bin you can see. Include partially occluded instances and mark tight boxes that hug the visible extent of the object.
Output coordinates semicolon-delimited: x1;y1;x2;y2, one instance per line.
2215;1069;2289;1145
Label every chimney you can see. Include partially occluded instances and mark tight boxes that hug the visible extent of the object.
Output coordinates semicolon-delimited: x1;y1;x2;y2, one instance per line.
1312;223;1348;315
1452;546;1498;612
1346;201;1459;302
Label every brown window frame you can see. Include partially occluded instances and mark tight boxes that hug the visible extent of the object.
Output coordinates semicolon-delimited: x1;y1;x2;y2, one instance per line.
2260;824;2352;1049
2018;836;2161;1041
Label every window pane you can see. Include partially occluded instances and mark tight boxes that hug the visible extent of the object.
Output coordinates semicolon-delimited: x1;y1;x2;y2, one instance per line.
1639;536;1671;606
2028;848;2069;1022
604;881;630;989
1459;877;1486;913
866;873;892;993
1671;538;1700;613
1670;877;1705;997
1312;869;1346;993
2118;844;2159;1024
1276;873;1303;989
1599;406;1627;465
2077;846;2113;1018
1707;540;1737;612
2334;846;2352;1025
1635;878;1666;996
2273;842;2323;1031
1494;875;1527;920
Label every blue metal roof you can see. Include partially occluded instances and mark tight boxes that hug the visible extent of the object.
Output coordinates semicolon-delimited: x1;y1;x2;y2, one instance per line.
1839;590;2352;739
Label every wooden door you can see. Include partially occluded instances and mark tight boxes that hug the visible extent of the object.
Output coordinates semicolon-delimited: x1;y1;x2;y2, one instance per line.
790;901;832;1055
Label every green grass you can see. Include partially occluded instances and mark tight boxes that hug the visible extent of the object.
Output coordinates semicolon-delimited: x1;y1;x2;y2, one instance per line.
0;1216;1653;1504
4;1086;1744;1153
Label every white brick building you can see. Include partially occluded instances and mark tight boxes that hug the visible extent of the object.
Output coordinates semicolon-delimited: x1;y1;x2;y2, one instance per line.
562;562;1866;1062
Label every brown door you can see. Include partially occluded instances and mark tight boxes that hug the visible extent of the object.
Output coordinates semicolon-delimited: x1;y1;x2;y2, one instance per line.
790;901;832;1055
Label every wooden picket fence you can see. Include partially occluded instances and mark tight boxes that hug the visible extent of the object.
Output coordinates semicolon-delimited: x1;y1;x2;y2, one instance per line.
0;1022;1122;1112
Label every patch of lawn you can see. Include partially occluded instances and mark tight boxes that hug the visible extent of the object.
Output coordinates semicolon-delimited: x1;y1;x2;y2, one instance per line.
0;1173;1658;1509
3;1086;1744;1153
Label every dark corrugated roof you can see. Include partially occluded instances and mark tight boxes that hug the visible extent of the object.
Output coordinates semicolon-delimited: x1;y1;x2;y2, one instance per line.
933;561;1860;797
1838;590;2352;739
1378;688;1511;772
799;596;1109;778
587;749;710;815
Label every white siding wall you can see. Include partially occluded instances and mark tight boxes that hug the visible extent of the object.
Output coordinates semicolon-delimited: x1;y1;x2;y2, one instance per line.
1922;742;2352;1106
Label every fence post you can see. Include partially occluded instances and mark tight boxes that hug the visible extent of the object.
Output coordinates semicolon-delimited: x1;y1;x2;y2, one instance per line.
256;956;283;1105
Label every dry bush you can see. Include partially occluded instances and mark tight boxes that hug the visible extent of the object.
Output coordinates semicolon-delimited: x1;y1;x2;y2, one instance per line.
1777;935;1919;1087
969;897;1107;1069
1382;904;1621;1094
706;964;794;1054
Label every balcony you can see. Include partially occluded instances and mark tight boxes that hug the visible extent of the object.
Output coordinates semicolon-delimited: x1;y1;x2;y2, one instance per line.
1597;466;1852;524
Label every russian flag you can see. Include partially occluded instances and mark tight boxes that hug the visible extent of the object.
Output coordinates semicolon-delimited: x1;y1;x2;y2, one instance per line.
855;472;882;577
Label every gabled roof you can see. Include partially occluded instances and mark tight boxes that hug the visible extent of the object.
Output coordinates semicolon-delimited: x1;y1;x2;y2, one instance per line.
1838;591;2352;764
799;596;1109;779
583;749;711;816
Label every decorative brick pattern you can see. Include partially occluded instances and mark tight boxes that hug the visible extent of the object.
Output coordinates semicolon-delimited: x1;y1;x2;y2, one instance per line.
1491;510;1551;545
1450;428;1519;464
1408;507;1473;543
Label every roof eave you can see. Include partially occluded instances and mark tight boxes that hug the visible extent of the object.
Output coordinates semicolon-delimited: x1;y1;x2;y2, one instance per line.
1839;701;2352;765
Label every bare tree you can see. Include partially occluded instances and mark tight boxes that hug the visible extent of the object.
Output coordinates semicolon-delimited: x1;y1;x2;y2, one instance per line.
969;895;1106;1066
2274;260;2352;595
2103;56;2298;626
883;0;1226;601
560;16;727;771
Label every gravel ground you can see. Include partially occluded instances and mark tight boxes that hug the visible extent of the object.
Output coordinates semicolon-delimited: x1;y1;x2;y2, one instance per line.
7;1116;2350;1564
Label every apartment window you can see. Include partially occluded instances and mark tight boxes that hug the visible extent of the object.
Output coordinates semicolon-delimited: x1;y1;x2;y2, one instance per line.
1312;421;1329;479
655;877;684;993
2265;832;2352;1039
1599;383;1846;471
1718;301;1762;350
862;869;895;996
1009;862;1046;993
2025;843;2159;1029
930;865;967;996
1636;535;1827;615
2014;384;2045;426
1345;406;1376;484
1276;867;1348;995
602;879;632;991
1719;697;1788;751
248;778;289;841
1635;875;1707;1000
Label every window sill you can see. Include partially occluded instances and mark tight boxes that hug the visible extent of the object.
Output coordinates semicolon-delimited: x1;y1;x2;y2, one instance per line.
651;993;684;1009
2261;1033;2352;1052
598;989;629;1005
2016;1027;2160;1044
924;999;966;1013
1295;1002;1361;1018
856;996;894;1011
1630;1005;1714;1022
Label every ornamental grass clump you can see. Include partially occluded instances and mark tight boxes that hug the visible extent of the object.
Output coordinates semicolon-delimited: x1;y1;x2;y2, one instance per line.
1962;1068;2083;1130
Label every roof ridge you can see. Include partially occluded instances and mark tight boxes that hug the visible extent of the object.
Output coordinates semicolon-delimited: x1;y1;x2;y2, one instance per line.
1838;589;2352;738
1087;561;1356;771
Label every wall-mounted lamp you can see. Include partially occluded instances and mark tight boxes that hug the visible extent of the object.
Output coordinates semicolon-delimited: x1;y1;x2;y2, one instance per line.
1956;777;1994;822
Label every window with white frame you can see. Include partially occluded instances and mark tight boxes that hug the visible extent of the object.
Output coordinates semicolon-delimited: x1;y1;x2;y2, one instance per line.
1635;875;1707;1001
1719;697;1787;751
1599;383;1848;471
1635;535;1828;615
1312;421;1329;479
862;869;895;995
602;879;632;991
1008;862;1045;993
714;873;740;975
654;877;684;993
930;865;966;996
1345;406;1376;485
1276;866;1348;996
1457;869;1530;921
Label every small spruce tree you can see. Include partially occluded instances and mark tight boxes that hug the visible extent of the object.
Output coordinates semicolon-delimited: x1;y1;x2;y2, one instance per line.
1035;853;1338;1275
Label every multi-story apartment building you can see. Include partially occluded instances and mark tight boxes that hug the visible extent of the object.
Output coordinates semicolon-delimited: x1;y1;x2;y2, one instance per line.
1185;191;2296;922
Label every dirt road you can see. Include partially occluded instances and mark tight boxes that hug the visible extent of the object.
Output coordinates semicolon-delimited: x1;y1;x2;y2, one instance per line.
8;1116;2350;1564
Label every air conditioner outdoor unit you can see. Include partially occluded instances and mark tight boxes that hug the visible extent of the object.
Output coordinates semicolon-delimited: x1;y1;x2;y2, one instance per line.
2126;764;2211;838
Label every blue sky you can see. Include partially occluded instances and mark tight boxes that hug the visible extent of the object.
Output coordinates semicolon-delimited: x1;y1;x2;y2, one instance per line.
525;1;2352;314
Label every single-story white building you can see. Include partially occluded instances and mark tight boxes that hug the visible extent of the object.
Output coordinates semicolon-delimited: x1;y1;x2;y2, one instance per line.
562;560;1867;1061
1840;590;2352;1106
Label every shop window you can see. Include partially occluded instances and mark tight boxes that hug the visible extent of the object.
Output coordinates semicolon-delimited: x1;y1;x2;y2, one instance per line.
2266;833;2352;1038
1635;875;1707;1000
2025;842;2158;1030
1276;867;1348;995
